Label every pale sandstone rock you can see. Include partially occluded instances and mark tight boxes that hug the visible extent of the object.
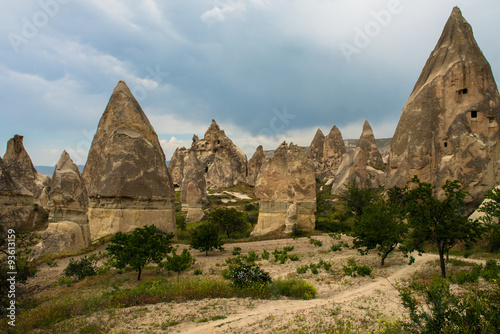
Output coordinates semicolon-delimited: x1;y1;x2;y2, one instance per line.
247;145;267;186
30;221;87;259
358;121;384;167
82;81;176;240
181;150;208;222
252;142;316;236
169;147;189;187
386;7;500;203
308;126;346;181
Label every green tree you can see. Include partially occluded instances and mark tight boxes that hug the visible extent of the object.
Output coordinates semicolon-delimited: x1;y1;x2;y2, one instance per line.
190;223;224;256
162;247;195;281
353;186;408;265
106;225;174;280
404;176;482;278
210;208;246;238
340;178;378;216
478;187;500;251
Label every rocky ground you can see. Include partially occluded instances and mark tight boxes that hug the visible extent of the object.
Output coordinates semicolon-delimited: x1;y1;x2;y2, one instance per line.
25;234;450;333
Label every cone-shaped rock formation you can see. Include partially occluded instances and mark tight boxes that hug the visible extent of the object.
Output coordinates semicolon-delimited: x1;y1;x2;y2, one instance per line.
358;121;384;167
180;150;208;222
82;81;176;239
387;7;500;202
247;145;267;186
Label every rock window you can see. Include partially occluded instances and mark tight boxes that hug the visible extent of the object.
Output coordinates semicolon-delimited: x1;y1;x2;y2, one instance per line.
444;142;448;148
471;111;478;119
489;117;495;125
460;88;468;94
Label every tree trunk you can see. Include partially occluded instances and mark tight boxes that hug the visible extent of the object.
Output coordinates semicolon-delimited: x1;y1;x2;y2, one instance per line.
437;241;446;278
381;245;396;266
137;267;142;281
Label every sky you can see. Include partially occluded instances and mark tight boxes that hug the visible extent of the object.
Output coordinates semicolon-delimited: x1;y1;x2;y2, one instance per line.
1;0;499;167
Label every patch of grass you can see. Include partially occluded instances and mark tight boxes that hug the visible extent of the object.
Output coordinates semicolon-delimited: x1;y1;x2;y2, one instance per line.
269;278;317;300
309;237;323;247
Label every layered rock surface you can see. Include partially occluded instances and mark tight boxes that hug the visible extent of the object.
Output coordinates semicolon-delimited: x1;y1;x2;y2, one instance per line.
386;7;500;203
169;147;189;187
358;121;384;167
252;142;316;236
31;151;91;258
247;145;267;186
2;135;50;202
0;156;34;230
180;150;208;222
82;81;176;239
308;126;346;181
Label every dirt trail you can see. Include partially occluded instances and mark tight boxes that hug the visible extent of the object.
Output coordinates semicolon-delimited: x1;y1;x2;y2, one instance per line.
179;253;438;333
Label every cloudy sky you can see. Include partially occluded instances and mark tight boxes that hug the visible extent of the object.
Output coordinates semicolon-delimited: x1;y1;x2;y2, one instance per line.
1;0;499;166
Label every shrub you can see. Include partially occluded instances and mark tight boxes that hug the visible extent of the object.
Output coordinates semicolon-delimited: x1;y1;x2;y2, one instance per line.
46;259;58;268
246;251;259;262
482;259;499;281
63;254;99;281
244;203;256;211
288;254;299;261
162;247;195;280
296;265;309;274
232;247;242;256
330;243;343;252
223;262;272;289
262;249;270;260
269;279;317;300
194;269;203;276
291;224;309;239
309;238;323;247
342;258;373;277
190;223;224;256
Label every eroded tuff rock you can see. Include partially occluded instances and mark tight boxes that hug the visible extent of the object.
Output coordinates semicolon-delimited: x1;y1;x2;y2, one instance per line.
0;156;34;230
82;81;176;240
3;135;50;202
169;147;189;187
247;145;267;186
180;150;208;222
252;142;316;236
330;147;384;195
308;126;346;181
358;121;384;167
169;120;248;189
387;7;500;203
31;151;91;258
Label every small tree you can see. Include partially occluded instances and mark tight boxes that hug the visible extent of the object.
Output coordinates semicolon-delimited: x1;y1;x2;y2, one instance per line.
340;178;378;216
478;187;500;251
210;208;246;238
162;247;195;281
190;223;224;256
404;177;483;278
106;225;174;280
353;186;408;265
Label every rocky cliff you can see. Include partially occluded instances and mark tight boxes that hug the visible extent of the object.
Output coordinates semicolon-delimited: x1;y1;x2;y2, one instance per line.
180;150;208;222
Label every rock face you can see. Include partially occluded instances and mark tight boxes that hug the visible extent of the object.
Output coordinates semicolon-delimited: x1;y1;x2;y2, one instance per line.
2;135;51;202
31;151;91;258
247;145;267;186
358;121;384;167
0;156;34;230
252;142;316;236
169;120;248;189
180;150;208;222
82;81;176;240
330;147;384;195
386;7;500;203
169;147;189;187
308;126;346;181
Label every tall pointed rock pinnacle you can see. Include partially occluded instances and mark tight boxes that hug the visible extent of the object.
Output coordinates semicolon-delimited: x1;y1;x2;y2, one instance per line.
358;120;384;167
83;80;176;239
387;7;500;202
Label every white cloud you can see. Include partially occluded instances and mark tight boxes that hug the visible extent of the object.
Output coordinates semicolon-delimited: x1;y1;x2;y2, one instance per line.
201;1;247;25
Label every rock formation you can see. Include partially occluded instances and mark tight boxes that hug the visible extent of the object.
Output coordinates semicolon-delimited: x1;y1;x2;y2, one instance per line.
330;147;384;195
31;151;91;258
180;150;208;222
82;81;176;240
2;135;51;202
358;121;384;167
386;7;500;203
308;126;346;181
252;142;316;236
169;120;248;189
247;145;267;186
169;147;189;187
0;156;34;230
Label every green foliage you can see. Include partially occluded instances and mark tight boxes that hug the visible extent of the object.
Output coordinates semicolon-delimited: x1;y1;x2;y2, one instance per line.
63;254;99;281
0;227;38;316
262;249;270;260
353;186;408;266
189;223;224;256
403;177;483;278
330;241;348;252
244;203;257;211
342;258;373;277
223;262;272;289
246;212;258;227
193;268;203;276
269;279;317;300
296;265;309;274
296;260;333;275
308;237;323;247
315;214;352;233
478;187;500;252
106;225;174;280
210;207;247;238
175;213;187;231
45;259;58;267
56;277;73;286
162;247;195;280
272;246;295;264
340;178;378;216
232;246;242;255
398;277;500;333
291;223;309;239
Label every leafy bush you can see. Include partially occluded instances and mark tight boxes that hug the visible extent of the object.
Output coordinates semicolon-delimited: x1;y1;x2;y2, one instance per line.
316;216;352;233
223;262;272;289
291;223;309;239
162;247;195;280
309;238;323;247
272;246;295;264
342;258;373;277
296;265;309;274
269;279;317;300
46;259;58;268
232;246;242;255
288;254;299;261
190;223;224;256
246;250;259;262
175;213;187;231
244;203;257;211
330;243;343;252
482;259;499;281
63;254;99;281
194;269;203;276
262;249;270;260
